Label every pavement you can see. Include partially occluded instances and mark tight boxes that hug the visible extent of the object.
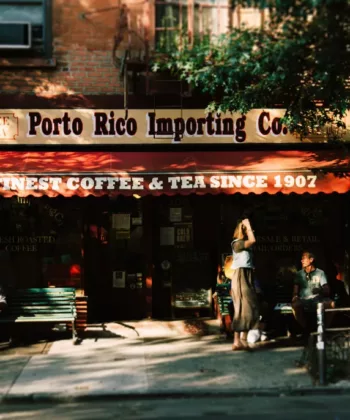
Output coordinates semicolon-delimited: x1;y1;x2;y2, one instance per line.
0;319;349;402
3;395;350;420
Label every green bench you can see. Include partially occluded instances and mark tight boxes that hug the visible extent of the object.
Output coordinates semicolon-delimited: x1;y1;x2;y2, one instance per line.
0;288;78;343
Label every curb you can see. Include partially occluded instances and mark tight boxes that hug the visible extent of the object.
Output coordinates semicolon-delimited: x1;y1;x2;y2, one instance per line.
2;387;350;403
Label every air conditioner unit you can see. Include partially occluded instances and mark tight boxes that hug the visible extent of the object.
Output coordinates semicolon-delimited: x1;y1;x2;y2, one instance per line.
0;22;32;49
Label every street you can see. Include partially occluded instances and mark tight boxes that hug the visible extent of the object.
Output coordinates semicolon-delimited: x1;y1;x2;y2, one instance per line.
1;394;350;420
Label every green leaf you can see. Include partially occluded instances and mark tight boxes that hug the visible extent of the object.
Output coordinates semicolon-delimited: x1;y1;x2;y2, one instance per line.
153;0;350;140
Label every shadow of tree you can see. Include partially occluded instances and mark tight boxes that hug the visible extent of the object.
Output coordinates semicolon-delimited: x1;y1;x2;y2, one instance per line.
1;331;313;400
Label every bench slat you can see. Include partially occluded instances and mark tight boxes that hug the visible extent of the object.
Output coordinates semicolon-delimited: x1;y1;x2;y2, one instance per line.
12;294;74;297
5;309;74;312
8;306;74;310
11;296;73;298
10;296;74;299
0;317;74;323
8;299;74;306
8;304;73;306
11;292;75;297
8;303;74;307
10;294;75;300
16;287;74;292
0;314;73;318
10;296;74;300
10;298;74;301
8;305;73;309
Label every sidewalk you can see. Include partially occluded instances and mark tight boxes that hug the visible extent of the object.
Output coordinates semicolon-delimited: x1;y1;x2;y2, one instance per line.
0;319;348;401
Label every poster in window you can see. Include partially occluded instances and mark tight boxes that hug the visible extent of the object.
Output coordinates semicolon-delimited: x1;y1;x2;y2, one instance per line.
132;217;143;226
113;271;126;288
127;273;137;289
112;214;130;239
160;227;175;246
169;208;182;223
174;223;192;248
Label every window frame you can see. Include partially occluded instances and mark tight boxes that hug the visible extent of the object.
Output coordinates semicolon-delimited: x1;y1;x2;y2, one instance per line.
153;1;265;51
0;0;54;67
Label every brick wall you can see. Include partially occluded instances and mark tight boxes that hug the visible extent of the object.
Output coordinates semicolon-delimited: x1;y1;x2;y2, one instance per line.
0;0;147;97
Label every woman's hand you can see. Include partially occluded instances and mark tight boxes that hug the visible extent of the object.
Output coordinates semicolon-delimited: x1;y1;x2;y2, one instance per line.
242;219;251;228
242;219;253;232
241;218;256;247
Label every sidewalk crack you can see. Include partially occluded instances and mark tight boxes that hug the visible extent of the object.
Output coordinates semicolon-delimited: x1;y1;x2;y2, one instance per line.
5;356;31;397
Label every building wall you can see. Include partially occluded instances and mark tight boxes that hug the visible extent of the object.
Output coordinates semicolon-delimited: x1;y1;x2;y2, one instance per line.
0;0;262;98
0;0;148;96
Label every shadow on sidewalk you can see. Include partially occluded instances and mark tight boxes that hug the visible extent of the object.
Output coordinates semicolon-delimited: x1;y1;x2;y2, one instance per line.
81;324;126;341
0;338;52;356
0;327;313;397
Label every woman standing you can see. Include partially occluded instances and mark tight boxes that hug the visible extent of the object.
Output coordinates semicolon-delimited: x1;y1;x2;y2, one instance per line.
231;218;260;350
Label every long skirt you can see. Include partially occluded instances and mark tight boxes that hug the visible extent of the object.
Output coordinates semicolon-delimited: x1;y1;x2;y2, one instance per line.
231;268;260;332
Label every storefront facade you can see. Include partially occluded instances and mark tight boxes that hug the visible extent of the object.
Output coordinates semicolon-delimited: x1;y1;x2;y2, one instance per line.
0;104;349;322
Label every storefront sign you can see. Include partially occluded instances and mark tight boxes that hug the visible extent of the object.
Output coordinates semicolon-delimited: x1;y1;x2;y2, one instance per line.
0;235;56;252
0;172;347;196
1;108;348;144
256;235;320;252
43;204;64;226
0;150;347;196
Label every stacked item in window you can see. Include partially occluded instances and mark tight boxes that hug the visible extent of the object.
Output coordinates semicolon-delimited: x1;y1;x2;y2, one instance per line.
173;288;211;308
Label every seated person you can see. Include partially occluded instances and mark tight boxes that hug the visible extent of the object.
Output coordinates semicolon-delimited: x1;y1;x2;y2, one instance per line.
292;251;334;334
214;257;233;337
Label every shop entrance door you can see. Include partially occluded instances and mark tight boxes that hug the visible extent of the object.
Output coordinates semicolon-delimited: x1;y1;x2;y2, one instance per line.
152;195;218;319
83;201;111;322
83;197;146;322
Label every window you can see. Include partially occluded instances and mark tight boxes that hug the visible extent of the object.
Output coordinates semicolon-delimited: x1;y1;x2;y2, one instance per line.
0;197;83;290
154;1;263;51
0;0;52;59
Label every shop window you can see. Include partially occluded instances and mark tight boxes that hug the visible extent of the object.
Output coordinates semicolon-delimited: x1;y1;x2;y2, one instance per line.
0;0;52;60
0;197;82;290
154;1;263;51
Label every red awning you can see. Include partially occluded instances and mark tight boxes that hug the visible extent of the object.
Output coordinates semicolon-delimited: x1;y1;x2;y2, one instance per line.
0;150;348;197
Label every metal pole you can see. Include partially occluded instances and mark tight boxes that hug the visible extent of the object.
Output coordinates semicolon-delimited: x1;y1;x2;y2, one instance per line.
316;302;326;385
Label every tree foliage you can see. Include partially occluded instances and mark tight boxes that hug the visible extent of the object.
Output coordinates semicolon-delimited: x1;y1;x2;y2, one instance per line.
153;0;350;140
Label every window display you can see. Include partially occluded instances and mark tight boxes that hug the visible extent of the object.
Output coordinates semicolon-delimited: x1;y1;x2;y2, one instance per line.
0;196;83;290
